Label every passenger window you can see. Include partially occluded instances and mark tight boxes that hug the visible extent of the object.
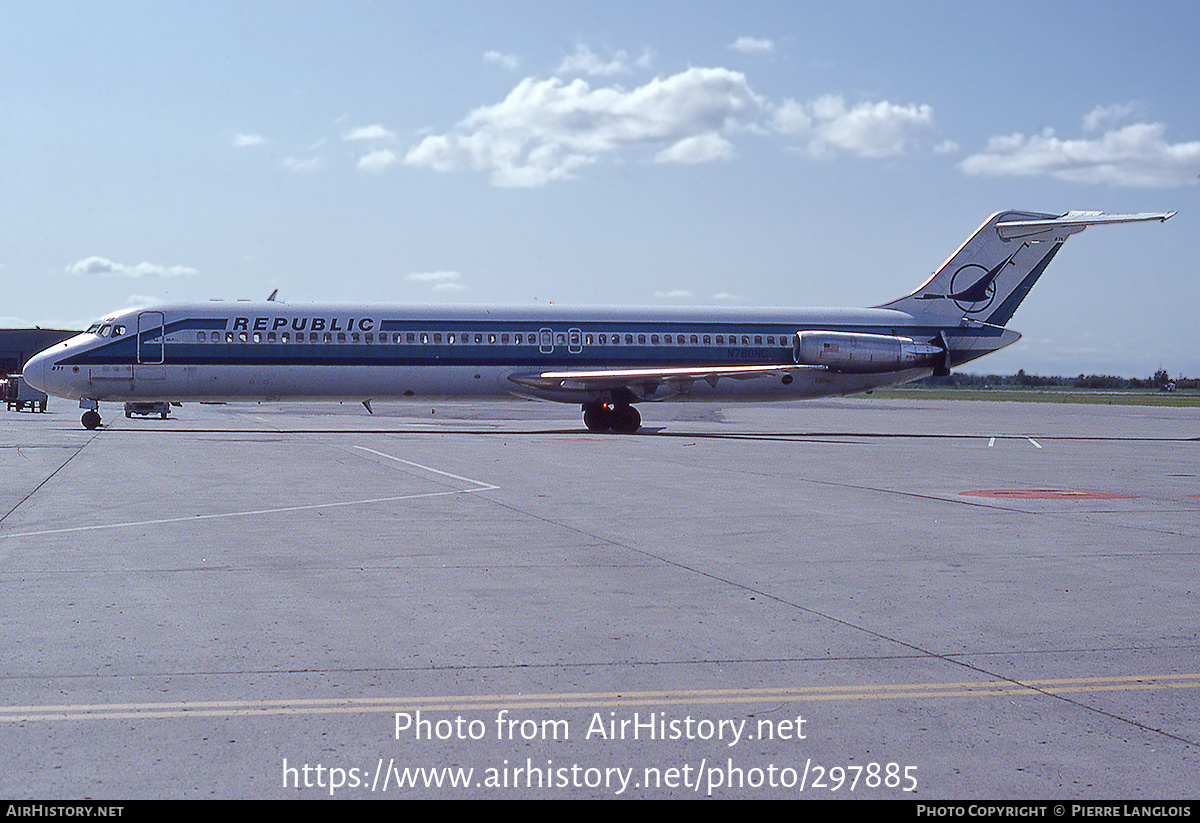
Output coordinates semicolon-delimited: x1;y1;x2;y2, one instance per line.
198;331;207;342
755;335;762;345
703;335;711;344
625;334;633;345
351;332;360;343
268;332;277;342
514;333;522;344
742;335;750;345
406;333;415;344
420;333;429;344
447;333;455;344
475;333;483;344
338;332;347;343
433;333;441;344
253;332;262;343
281;332;290;343
238;332;248;343
501;334;509;344
651;334;659;345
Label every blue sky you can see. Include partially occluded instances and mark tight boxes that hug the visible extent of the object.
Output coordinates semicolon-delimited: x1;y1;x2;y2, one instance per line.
3;1;1197;377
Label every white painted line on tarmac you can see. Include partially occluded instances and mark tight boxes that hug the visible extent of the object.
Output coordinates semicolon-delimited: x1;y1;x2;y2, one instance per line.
353;446;498;490
5;447;498;539
4;489;492;539
1027;438;1042;449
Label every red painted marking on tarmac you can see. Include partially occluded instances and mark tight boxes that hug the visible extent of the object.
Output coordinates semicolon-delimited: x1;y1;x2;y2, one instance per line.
960;489;1136;500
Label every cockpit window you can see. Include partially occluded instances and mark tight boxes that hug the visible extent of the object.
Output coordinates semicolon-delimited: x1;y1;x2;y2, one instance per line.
98;324;111;337
86;324;101;334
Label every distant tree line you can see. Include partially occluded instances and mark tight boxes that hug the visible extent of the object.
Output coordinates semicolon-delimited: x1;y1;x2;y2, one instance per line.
916;368;1196;391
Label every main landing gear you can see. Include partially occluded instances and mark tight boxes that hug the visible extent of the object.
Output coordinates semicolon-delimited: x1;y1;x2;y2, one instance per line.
582;401;641;434
81;410;101;429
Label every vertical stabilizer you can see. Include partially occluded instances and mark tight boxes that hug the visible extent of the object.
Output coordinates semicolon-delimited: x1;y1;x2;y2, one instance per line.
879;210;1174;326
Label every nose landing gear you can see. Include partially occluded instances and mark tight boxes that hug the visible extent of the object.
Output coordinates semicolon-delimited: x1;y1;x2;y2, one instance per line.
582;401;641;434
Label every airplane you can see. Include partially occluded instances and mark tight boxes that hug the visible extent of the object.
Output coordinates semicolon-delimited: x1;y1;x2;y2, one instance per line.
23;209;1174;432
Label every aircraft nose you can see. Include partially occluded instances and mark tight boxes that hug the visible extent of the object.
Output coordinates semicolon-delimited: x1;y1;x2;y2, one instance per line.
22;348;51;394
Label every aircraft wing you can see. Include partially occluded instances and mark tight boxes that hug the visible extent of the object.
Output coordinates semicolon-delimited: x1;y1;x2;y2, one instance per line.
509;363;803;398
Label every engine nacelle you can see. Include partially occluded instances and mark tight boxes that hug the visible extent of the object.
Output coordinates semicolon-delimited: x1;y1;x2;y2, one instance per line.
794;330;944;374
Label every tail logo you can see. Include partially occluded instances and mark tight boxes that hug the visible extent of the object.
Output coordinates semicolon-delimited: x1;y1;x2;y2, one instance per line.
915;248;1021;314
947;263;998;313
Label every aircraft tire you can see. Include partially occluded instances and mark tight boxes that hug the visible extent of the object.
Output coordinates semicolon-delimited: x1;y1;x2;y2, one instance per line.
583;404;612;432
82;410;101;430
611;404;641;434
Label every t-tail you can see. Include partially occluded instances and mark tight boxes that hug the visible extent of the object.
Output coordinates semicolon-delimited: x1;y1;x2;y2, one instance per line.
879;210;1175;327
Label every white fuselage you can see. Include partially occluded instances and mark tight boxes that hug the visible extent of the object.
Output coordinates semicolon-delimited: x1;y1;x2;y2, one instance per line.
23;300;1016;406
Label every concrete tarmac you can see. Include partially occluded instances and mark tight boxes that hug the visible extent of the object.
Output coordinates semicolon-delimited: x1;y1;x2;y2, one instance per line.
1;397;1197;799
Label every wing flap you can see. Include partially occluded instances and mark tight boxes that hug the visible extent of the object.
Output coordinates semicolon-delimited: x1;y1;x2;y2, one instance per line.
509;363;806;395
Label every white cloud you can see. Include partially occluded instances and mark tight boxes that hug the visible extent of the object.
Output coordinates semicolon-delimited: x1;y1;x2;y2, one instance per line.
343;124;396;142
232;133;267;148
282;155;323;173
960;120;1200;187
66;257;198;278
484;50;520;70
772;95;938;158
728;36;775;55
405;67;763;187
123;294;161;308
1082;102;1139;133
655;133;735;164
406;270;467;291
653;289;693;299
556;44;641;77
358;148;399;173
403;48;944;186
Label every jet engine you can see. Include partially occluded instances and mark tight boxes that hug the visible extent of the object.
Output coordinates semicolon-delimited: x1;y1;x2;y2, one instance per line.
794;330;945;374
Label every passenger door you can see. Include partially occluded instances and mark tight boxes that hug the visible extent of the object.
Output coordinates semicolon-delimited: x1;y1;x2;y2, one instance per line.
135;310;166;385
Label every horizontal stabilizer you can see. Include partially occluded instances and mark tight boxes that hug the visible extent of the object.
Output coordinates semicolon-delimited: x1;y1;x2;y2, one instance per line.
996;211;1175;240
